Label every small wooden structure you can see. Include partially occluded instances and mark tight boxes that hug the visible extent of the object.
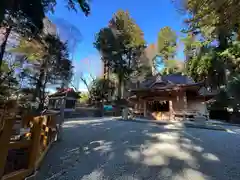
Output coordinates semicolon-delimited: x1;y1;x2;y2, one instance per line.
48;88;80;112
0;105;60;180
129;74;216;121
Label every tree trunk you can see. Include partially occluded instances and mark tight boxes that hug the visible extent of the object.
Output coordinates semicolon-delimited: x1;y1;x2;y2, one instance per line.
121;80;125;99
217;32;229;86
218;33;228;51
32;67;45;112
39;73;48;111
238;29;240;41
117;76;123;100
0;26;12;70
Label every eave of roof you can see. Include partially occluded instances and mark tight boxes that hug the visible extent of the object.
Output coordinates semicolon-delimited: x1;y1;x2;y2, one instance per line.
49;90;81;98
49;92;67;97
129;82;204;93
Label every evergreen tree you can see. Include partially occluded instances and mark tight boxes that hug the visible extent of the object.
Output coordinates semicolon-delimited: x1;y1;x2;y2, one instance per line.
94;10;146;100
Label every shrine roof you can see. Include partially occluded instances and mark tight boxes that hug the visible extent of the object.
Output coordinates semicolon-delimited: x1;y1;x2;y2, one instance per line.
131;74;203;92
49;88;81;99
129;74;218;100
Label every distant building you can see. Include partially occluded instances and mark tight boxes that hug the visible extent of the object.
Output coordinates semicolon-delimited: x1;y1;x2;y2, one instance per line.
129;73;215;121
48;88;81;112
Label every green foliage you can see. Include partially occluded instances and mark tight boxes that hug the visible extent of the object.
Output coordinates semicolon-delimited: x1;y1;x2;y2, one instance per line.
161;59;183;75
208;89;230;110
173;0;240;109
57;59;74;87
94;10;146;99
182;0;240;49
187;50;211;80
111;10;145;48
0;0;91;74
178;0;240;91
220;40;240;76
0;0;90;25
228;75;240;102
185;44;226;88
94;27;119;65
181;33;204;60
9;34;73;110
155;27;178;73
0;55;23;104
79;92;89;103
214;42;240;108
1;0;46;30
10;38;47;61
66;0;90;15
90;78;115;102
210;74;240;110
181;32;226;88
0;0;91;112
0;60;10;72
157;26;177;62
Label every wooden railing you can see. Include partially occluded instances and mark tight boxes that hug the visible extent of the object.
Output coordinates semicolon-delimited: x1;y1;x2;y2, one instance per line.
0;113;59;180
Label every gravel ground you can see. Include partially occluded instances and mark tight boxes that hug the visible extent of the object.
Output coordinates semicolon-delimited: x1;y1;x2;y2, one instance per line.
36;117;240;180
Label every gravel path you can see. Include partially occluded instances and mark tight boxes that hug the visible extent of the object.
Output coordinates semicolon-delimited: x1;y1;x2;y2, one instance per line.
36;117;240;180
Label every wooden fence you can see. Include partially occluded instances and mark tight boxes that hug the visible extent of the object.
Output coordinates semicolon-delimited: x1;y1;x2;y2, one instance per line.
0;113;59;180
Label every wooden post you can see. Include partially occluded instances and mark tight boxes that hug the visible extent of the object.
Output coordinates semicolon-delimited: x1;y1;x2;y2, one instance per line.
47;115;57;143
42;116;48;149
28;117;43;170
144;101;147;117
183;91;187;110
183;91;188;120
135;103;137;111
0;118;14;178
169;100;173;120
58;98;65;141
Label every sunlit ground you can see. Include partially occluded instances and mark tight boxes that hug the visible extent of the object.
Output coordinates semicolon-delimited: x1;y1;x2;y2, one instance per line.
37;117;240;180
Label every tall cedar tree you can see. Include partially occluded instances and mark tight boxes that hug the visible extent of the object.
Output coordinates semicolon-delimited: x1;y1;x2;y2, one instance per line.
157;26;177;62
156;26;178;74
94;10;145;99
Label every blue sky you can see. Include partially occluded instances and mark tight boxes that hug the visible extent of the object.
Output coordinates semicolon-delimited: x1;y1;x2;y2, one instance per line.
49;0;186;91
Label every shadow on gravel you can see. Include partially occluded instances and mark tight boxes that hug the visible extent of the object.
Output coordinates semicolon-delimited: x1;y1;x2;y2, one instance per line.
37;118;240;180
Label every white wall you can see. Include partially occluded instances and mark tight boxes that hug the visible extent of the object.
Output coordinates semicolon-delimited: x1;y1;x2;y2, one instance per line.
187;100;208;115
171;96;208;116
